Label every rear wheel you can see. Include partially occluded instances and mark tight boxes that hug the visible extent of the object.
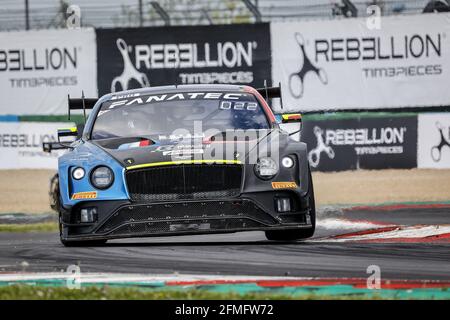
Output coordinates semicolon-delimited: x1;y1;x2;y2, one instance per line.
49;173;60;212
265;166;316;241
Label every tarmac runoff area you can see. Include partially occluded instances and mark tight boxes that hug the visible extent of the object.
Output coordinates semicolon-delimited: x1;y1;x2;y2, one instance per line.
0;169;449;298
0;203;449;299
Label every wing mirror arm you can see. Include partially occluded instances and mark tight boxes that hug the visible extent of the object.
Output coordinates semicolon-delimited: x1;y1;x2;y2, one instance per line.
57;127;79;149
275;113;303;137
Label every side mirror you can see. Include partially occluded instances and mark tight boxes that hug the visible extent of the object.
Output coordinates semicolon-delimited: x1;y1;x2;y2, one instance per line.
42;142;69;153
57;127;78;145
276;113;302;141
43;126;80;153
281;113;302;124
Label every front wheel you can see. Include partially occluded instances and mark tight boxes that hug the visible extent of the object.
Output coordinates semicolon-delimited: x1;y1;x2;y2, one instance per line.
265;166;316;241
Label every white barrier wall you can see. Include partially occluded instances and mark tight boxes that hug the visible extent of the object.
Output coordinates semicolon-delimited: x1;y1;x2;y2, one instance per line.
0;122;73;169
271;13;450;112
418;113;450;168
0;29;97;115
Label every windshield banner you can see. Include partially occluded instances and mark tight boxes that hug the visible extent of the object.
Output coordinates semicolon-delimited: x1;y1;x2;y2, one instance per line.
96;24;271;95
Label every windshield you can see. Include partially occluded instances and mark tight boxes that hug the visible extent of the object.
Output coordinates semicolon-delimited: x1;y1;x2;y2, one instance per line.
91;92;270;140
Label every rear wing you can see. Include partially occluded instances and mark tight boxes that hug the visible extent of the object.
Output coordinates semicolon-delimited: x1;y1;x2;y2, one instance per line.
68;98;98;110
255;83;284;114
256;86;281;100
256;84;301;140
68;93;98;120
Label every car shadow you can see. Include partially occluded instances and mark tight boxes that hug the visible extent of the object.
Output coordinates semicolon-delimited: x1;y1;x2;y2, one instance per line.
94;239;315;247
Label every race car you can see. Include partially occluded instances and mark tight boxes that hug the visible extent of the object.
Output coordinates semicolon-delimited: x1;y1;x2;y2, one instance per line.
46;84;315;246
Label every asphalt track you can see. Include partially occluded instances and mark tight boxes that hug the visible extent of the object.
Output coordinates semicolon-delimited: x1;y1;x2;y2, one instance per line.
0;207;449;281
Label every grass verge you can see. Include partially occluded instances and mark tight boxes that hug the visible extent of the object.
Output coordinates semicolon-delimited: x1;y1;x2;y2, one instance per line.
0;285;374;300
0;222;58;233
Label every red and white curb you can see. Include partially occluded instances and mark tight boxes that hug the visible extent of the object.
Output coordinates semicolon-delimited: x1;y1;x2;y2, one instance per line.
313;224;450;243
0;273;299;284
316;217;392;230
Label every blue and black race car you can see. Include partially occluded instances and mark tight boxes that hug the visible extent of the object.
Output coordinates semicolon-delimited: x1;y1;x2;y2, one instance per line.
45;84;315;246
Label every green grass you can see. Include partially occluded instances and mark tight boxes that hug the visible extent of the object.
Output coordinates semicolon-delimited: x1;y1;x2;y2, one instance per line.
0;285;373;300
0;222;58;233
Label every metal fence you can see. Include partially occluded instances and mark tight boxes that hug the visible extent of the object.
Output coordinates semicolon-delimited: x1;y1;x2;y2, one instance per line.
0;0;443;31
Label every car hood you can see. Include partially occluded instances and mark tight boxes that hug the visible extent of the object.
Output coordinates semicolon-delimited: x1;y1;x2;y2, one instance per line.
90;130;284;169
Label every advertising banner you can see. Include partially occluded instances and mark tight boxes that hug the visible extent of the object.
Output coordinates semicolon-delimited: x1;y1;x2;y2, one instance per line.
271;14;450;112
0;29;97;115
301;116;418;171
96;24;271;95
418;113;450;168
0;122;72;169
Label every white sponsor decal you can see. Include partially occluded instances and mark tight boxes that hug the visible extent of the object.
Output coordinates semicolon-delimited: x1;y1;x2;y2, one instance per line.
418;113;450;168
107;92;246;109
162;149;204;157
133;41;255;69
271;13;450;111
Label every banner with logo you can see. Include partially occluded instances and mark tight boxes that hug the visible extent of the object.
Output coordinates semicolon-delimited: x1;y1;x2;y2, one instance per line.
0;122;72;169
271;14;450;112
96;24;271;95
301;116;418;171
0;29;97;115
418;113;450;168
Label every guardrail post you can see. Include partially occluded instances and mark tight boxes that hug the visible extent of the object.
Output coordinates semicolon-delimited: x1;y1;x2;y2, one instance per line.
242;0;262;23
150;1;171;26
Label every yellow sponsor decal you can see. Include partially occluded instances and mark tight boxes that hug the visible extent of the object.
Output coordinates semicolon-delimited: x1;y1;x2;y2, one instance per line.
58;127;77;133
71;191;97;200
281;114;301;121
271;182;298;189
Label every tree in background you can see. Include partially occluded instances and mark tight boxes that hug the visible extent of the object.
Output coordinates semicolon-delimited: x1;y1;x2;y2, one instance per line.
112;0;252;27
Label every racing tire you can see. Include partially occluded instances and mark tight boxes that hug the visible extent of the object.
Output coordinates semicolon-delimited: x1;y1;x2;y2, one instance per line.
265;166;316;241
49;173;61;213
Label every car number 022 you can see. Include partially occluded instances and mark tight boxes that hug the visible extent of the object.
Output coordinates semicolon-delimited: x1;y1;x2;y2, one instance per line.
220;101;258;111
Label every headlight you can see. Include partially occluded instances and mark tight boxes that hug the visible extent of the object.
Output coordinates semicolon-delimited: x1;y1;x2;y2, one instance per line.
90;166;114;189
254;157;278;179
281;156;294;168
72;167;85;180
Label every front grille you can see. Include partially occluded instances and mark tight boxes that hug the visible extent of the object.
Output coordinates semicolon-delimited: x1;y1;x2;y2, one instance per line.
126;164;242;202
96;200;277;234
